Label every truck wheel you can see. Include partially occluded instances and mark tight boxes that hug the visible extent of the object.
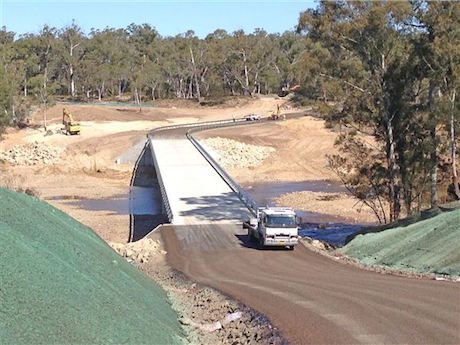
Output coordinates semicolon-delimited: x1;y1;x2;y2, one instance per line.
248;229;254;242
258;236;264;249
288;245;294;251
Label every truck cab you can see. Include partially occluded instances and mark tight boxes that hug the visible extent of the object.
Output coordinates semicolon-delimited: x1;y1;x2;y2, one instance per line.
244;207;300;250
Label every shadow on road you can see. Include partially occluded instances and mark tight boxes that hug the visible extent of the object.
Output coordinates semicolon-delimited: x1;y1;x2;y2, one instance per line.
179;192;250;222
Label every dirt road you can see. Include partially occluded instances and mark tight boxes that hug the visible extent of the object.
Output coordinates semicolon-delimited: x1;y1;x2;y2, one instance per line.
162;223;460;345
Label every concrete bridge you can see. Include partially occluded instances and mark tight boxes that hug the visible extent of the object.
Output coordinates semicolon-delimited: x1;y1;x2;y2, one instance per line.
149;125;251;225
129;118;460;345
128;120;255;241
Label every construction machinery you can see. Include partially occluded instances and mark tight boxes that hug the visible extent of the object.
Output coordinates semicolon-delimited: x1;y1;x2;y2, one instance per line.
278;84;301;97
243;207;300;250
269;104;285;120
62;108;81;135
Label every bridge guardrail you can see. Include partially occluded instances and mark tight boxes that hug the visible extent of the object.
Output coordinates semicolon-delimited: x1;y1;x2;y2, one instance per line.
147;140;174;222
187;124;259;216
147;118;262;222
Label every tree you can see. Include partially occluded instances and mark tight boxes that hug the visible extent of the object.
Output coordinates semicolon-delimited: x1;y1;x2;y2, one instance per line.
58;21;85;97
298;1;416;221
28;25;58;131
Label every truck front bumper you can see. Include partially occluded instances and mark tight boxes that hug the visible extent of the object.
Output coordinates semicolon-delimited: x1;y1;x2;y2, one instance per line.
263;237;299;247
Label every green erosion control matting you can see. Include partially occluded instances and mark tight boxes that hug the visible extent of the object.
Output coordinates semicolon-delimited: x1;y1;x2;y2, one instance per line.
0;188;184;345
341;209;460;276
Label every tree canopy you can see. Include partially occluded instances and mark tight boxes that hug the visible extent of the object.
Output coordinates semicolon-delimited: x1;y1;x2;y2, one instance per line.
0;0;458;220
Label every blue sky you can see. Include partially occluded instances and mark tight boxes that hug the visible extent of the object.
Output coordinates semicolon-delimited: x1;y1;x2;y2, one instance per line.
0;1;315;38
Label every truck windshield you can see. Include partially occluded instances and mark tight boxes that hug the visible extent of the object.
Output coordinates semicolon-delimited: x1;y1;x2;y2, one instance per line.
265;215;296;228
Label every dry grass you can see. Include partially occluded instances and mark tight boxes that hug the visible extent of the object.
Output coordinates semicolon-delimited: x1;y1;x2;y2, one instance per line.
1;174;40;198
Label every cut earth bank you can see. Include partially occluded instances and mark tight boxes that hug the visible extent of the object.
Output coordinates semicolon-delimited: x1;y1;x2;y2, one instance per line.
196;117;378;224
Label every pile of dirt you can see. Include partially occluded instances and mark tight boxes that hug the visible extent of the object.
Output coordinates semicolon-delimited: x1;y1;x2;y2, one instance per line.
276;191;378;224
340;209;460;277
0;141;62;165
140;253;286;345
202;137;275;168
0;187;185;344
109;238;166;264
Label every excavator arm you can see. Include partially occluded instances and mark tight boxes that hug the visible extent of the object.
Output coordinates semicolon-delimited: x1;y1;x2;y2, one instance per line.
62;108;81;135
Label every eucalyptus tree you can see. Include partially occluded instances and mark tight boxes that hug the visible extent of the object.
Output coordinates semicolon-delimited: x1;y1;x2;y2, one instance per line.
299;1;416;221
413;1;460;201
58;21;85;97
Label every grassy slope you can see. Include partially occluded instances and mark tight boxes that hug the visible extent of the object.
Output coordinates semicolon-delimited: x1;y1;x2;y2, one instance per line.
340;209;460;276
0;188;184;345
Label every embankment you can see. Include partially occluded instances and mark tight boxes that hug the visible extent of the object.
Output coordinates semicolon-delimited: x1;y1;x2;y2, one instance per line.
0;187;185;344
341;208;460;277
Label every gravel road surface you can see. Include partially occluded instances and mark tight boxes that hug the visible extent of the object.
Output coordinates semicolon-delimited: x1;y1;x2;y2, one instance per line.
152;123;460;345
162;223;460;345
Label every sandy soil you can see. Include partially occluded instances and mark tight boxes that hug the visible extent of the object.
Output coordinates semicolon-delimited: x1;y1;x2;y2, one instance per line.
197;116;340;184
0;96;296;243
276;191;378;224
196;116;378;223
131;233;286;345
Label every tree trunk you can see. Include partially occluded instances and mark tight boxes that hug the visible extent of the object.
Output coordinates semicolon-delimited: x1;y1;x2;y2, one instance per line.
188;78;193;99
382;55;400;221
97;88;102;101
450;88;460;199
69;42;80;97
151;84;156;101
429;81;438;207
42;65;48;132
70;64;75;97
242;50;251;96
134;87;141;112
386;119;401;221
189;47;201;103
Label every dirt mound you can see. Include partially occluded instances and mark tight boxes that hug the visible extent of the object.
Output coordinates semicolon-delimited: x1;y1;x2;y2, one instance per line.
203;137;274;168
0;187;185;344
341;209;460;277
109;238;166;264
141;253;286;345
0;141;62;165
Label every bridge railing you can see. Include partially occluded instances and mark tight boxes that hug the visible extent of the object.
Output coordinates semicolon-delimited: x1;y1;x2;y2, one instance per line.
187;124;259;217
147;118;261;222
147;140;174;223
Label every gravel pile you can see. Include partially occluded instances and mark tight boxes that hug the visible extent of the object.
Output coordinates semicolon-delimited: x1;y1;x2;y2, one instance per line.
109;238;166;264
0;142;62;166
203;137;274;168
143;264;287;345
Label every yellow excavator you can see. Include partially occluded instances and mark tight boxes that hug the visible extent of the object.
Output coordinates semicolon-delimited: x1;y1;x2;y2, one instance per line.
269;104;285;120
62;108;81;135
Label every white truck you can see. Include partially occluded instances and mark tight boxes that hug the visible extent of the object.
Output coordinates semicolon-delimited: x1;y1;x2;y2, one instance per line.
243;207;300;250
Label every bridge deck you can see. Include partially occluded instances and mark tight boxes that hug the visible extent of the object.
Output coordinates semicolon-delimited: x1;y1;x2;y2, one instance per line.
150;136;250;225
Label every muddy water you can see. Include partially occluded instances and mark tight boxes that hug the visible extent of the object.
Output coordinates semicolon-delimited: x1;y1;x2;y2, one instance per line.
244;180;346;208
243;180;363;246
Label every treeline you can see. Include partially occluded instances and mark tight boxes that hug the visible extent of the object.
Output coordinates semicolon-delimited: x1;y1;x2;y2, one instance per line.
0;1;458;222
0;23;307;123
297;1;459;221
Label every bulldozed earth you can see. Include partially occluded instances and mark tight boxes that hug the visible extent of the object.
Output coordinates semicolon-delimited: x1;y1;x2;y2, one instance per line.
2;97;459;344
0;97;303;344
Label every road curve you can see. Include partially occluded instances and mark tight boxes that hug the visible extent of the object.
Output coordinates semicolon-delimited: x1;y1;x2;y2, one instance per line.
151;122;460;345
